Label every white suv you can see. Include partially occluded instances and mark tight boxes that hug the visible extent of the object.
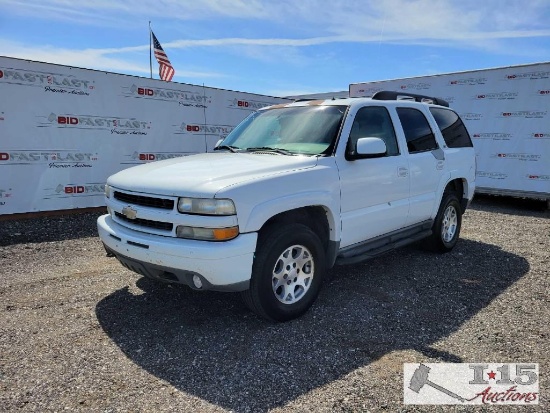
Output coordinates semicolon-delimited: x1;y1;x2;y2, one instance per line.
97;91;476;321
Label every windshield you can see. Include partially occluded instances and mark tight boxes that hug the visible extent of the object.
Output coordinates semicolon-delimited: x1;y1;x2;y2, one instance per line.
218;105;346;155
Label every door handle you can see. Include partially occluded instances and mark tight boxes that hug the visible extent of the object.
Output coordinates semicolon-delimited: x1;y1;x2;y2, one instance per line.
398;167;409;177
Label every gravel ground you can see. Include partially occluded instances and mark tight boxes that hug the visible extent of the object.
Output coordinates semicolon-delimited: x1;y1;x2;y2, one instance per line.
0;195;549;412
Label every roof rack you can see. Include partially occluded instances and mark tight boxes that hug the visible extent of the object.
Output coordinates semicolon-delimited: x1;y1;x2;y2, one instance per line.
293;96;344;102
371;91;449;107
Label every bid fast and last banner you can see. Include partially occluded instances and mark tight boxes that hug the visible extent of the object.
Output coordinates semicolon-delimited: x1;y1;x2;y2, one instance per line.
0;56;289;215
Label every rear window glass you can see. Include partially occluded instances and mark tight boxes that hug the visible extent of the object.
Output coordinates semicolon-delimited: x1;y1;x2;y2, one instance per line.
396;108;438;153
430;108;473;148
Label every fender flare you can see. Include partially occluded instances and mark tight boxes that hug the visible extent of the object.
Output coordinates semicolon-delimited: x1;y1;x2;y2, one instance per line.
242;190;341;243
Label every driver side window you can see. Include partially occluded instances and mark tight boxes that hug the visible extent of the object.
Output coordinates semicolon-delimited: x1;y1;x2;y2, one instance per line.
348;106;399;157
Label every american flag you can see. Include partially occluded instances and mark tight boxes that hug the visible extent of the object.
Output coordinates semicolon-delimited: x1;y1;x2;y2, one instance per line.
151;31;175;82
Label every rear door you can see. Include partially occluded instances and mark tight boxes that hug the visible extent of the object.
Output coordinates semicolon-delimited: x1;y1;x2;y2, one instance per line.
429;107;476;199
395;107;446;226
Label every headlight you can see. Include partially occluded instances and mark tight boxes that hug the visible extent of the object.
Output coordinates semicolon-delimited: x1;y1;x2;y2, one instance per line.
176;225;239;241
104;184;111;198
177;197;236;215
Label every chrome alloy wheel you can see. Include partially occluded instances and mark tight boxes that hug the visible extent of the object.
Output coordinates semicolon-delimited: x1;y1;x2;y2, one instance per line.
271;244;314;304
441;204;458;243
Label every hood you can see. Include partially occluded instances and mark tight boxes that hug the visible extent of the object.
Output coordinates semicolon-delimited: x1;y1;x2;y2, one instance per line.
108;152;318;198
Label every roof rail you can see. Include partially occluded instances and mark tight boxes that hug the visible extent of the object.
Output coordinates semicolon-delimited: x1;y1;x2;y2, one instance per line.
371;91;449;107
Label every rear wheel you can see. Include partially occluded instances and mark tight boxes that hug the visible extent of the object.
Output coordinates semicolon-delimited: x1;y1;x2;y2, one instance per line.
426;192;462;253
241;224;326;322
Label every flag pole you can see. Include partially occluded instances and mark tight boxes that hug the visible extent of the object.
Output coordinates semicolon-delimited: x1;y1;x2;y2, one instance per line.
149;21;153;79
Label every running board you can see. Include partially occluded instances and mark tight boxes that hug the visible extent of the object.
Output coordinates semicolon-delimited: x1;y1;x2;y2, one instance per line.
336;222;433;265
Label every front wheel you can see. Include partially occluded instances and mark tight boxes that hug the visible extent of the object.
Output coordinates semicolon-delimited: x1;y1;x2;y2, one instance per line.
426;192;462;253
241;224;326;322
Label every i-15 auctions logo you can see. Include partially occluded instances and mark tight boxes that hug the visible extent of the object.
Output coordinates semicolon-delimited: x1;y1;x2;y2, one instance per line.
404;363;539;405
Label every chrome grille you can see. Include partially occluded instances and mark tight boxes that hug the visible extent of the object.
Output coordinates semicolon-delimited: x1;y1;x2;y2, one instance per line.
115;212;173;232
114;191;174;210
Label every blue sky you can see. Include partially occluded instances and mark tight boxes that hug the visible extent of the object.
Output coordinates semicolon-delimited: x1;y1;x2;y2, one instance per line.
1;0;550;97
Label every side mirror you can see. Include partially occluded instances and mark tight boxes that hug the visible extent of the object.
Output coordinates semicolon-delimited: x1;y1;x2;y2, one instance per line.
348;137;387;160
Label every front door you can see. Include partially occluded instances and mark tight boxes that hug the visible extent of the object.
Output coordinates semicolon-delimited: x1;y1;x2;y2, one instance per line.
337;106;410;249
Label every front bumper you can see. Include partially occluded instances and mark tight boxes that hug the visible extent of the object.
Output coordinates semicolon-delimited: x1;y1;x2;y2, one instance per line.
97;214;257;292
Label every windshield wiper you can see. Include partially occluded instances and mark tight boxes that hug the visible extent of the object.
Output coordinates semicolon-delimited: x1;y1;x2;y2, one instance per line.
244;146;294;155
213;145;239;153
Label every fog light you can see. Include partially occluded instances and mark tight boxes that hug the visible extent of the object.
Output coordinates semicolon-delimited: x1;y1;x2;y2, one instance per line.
192;275;203;289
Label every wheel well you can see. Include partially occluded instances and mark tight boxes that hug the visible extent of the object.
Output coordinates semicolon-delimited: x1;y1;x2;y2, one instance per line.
445;179;464;197
259;206;330;249
444;179;466;212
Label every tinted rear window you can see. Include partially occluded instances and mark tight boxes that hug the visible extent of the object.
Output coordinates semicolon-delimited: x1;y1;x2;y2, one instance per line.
430;107;473;148
396;108;438;153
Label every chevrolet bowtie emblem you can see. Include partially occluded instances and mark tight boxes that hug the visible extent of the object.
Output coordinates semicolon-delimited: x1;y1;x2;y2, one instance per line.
121;205;138;220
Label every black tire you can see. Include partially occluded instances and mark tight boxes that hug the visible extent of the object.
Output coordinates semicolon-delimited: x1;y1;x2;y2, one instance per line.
426;192;462;253
241;224;326;322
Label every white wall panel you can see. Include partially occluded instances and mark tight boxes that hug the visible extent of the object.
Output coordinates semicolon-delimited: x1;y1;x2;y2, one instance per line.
0;57;289;214
350;63;550;199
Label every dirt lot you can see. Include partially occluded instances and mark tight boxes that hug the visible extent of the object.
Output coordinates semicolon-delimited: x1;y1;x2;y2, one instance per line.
0;195;549;412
